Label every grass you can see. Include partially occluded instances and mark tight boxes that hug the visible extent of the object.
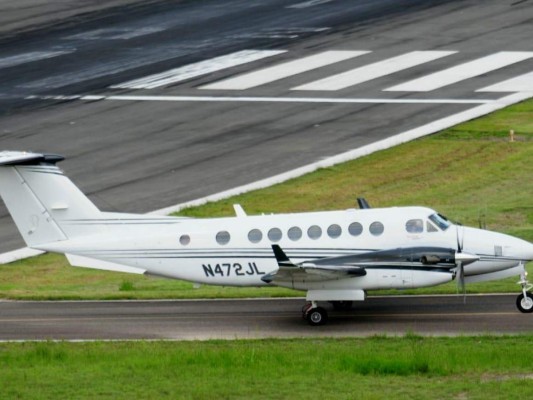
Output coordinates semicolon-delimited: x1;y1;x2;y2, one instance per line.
0;99;532;300
1;336;532;399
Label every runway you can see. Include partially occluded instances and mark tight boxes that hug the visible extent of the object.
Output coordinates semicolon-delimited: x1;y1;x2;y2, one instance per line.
1;0;532;254
0;295;531;341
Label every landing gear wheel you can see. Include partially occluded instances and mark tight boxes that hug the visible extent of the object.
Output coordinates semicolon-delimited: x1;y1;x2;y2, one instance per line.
306;307;328;326
516;292;533;313
331;301;353;311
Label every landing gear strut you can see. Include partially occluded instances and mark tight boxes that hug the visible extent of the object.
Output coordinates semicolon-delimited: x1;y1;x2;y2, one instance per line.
302;301;328;326
516;265;533;313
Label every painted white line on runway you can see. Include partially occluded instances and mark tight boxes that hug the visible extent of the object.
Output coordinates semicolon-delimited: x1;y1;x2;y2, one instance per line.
385;51;533;92
5;92;532;264
200;51;368;90
111;50;286;89
55;94;491;104
0;50;74;69
286;0;334;9
477;70;533;92
293;51;457;91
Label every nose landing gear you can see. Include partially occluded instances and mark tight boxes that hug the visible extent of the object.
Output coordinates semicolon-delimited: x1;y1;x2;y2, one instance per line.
517;265;533;313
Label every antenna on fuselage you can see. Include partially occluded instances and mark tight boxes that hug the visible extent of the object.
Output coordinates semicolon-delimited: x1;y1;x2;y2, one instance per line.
357;198;371;209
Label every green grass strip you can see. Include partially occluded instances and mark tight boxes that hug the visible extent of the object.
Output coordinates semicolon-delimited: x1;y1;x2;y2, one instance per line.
1;336;532;399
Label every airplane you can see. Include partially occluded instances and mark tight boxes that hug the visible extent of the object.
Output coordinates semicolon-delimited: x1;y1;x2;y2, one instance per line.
0;150;532;326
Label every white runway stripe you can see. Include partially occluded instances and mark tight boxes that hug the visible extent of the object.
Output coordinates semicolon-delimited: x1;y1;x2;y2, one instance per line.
111;50;286;89
293;51;456;91
477;71;533;92
385;51;533;92
34;94;492;104
200;51;368;90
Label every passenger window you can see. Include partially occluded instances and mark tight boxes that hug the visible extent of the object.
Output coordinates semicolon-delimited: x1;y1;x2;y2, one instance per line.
427;221;438;233
348;222;363;236
288;226;302;241
248;229;262;243
179;234;190;245
268;228;282;242
406;219;424;233
307;225;322;240
216;231;230;245
369;221;384;236
327;224;342;239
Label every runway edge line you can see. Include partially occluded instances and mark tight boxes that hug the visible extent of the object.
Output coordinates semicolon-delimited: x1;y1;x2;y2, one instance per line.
1;91;531;264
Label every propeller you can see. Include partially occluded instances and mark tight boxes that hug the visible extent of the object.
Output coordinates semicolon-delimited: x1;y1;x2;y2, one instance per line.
456;224;466;303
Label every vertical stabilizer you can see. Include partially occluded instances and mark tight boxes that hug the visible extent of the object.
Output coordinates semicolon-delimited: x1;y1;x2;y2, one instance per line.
0;151;102;247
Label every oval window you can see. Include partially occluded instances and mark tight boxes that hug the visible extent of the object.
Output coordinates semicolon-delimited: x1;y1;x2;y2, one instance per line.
216;231;230;245
307;225;322;240
288;226;302;241
179;234;190;246
248;229;262;243
406;219;423;233
268;228;282;242
369;221;384;236
327;224;342;239
348;222;363;236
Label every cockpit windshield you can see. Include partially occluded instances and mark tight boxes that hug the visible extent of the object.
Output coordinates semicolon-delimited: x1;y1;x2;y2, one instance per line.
428;213;451;231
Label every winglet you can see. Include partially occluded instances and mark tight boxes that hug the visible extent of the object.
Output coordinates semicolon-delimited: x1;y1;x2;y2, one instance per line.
271;245;296;268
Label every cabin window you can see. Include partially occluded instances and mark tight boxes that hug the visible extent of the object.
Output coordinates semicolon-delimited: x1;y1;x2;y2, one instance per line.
216;231;230;245
406;219;423;233
307;225;322;240
268;228;282;242
348;222;363;236
428;213;451;231
327;224;342;239
248;229;262;243
179;234;190;245
288;226;302;241
369;221;384;236
427;221;438;232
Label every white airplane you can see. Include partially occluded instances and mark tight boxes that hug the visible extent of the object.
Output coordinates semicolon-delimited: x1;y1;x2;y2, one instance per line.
0;150;532;326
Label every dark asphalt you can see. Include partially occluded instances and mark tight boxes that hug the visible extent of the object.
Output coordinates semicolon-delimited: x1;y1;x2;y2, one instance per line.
0;0;532;253
0;295;530;340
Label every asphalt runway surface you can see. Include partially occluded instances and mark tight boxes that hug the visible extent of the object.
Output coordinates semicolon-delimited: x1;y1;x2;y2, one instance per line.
0;295;531;340
0;0;532;254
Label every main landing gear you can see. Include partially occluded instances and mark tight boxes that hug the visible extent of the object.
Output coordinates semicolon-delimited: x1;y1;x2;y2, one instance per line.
302;302;328;326
517;266;533;313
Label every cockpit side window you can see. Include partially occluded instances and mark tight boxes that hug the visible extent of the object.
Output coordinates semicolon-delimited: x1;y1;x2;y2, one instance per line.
406;219;423;233
428;213;451;231
426;221;439;232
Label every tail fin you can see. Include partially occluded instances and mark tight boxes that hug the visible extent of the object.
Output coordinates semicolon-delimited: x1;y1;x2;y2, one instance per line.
0;151;102;247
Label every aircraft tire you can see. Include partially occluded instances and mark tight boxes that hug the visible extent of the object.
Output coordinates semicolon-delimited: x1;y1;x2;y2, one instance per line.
307;307;328;326
516;292;533;313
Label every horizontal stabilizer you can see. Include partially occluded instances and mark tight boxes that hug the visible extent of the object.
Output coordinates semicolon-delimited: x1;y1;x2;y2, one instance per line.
66;254;146;275
0;151;64;166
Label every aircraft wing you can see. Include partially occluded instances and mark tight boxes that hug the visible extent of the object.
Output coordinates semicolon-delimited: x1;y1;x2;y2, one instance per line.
262;245;366;284
262;245;470;285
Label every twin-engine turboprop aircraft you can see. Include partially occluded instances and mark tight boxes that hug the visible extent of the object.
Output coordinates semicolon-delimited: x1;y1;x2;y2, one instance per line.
0;151;532;325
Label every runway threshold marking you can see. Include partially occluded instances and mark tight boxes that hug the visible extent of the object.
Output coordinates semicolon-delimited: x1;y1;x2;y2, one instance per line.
35;94;493;104
111;50;286;89
386;51;533;92
477;70;533;92
293;51;457;91
200;50;368;90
